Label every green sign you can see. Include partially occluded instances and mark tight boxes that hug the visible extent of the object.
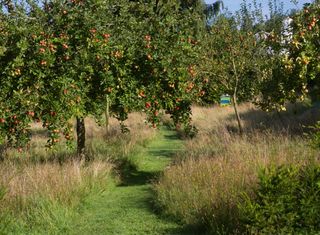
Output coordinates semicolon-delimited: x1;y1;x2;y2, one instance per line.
220;95;231;107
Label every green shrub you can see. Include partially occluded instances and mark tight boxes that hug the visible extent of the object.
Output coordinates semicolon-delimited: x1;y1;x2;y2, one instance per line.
240;164;320;234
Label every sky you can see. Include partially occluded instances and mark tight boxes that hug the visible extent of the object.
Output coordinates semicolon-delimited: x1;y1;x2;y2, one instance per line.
204;0;312;16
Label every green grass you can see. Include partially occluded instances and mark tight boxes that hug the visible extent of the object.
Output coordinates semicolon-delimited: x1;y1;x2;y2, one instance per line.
71;128;198;235
0;198;79;235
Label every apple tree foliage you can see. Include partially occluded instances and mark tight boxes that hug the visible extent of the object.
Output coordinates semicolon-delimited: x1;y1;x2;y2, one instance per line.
288;2;320;101
0;5;45;150
131;1;205;133
253;2;320;112
0;0;205;156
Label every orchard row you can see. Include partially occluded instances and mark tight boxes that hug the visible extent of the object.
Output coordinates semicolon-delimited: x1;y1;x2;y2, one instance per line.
0;0;319;155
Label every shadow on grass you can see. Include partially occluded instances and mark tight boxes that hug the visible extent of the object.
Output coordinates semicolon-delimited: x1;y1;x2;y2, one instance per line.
117;128;181;186
163;134;181;141
225;102;320;136
115;157;161;186
120;167;161;186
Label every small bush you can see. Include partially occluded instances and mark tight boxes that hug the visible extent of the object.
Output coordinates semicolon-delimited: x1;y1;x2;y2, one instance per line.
240;164;320;234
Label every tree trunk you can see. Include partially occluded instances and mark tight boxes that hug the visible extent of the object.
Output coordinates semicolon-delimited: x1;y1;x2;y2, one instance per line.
232;94;243;135
0;144;6;162
76;117;86;160
105;95;110;134
231;58;243;135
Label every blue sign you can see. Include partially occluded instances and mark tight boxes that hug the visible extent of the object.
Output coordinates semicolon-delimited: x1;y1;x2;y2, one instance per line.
220;95;231;106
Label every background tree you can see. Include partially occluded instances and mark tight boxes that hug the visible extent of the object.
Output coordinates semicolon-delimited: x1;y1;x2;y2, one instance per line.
200;15;265;134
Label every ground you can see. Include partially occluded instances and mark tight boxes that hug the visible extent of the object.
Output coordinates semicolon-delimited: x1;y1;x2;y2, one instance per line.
72;128;198;235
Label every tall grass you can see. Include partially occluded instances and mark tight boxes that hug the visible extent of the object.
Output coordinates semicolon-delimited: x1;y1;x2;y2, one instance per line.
0;112;155;234
0;160;113;234
154;104;319;234
0;161;113;209
86;113;156;162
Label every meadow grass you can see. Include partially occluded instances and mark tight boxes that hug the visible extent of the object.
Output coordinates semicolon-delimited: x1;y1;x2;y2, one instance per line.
1;104;318;234
154;103;320;234
0;112;156;234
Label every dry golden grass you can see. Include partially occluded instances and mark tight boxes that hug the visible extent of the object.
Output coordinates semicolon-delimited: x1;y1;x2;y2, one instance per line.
155;103;320;233
0;160;113;211
86;113;156;162
86;112;155;140
191;103;320;135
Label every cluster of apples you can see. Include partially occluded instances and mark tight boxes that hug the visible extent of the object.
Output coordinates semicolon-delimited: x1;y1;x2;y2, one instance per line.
307;16;318;31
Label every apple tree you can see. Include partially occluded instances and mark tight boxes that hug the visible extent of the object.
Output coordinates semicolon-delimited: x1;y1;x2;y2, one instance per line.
256;2;320;113
131;0;205;133
287;2;320;101
200;16;265;134
0;0;135;156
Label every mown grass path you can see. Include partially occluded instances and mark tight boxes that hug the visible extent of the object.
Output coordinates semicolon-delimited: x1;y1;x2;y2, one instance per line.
72;128;196;235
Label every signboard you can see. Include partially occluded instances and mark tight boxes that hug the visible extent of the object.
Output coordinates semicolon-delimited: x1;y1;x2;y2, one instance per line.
220;94;231;107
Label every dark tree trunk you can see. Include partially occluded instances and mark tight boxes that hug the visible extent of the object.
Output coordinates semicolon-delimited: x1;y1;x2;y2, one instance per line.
0;144;6;161
76;117;86;160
